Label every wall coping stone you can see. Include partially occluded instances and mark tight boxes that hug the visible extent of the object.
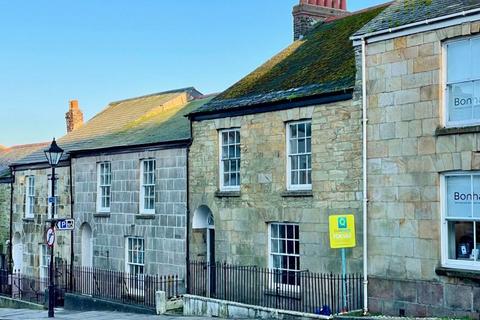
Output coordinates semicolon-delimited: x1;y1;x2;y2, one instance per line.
281;190;313;198
214;191;241;198
135;214;156;220
436;125;480;136
435;266;480;283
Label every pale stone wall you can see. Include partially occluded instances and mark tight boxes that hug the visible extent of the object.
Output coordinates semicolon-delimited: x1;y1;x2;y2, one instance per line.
189;99;364;273
0;183;10;256
365;22;480;317
73;148;187;278
11;167;71;276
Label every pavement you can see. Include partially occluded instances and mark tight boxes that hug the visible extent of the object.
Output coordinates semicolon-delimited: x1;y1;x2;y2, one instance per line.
0;308;220;320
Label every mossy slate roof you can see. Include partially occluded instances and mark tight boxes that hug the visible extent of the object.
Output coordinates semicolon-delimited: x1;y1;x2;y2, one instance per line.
190;5;387;117
14;88;212;166
0;142;49;178
354;0;480;37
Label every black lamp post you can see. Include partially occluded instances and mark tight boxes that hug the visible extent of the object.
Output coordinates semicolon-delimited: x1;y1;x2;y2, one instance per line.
44;138;63;318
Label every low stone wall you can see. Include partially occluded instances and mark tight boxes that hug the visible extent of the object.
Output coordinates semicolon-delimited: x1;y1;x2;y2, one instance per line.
0;295;44;310
64;293;155;314
183;294;332;320
368;277;480;318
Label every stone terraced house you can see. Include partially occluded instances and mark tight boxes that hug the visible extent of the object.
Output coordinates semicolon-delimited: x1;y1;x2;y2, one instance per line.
10;88;211;285
187;0;385;282
0;143;48;271
351;0;480;317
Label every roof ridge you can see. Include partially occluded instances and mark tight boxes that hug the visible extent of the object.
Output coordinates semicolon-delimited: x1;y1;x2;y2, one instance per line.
108;87;199;106
3;142;49;150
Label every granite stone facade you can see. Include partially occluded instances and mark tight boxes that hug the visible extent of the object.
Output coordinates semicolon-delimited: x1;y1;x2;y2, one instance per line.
11;167;71;276
189;98;364;273
73;147;187;278
365;21;480;317
0;183;10;256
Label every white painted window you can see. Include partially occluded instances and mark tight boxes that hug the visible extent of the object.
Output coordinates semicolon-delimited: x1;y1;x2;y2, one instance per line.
444;36;480;127
25;176;35;218
219;128;240;191
140;159;156;214
441;172;480;270
126;237;145;275
39;244;50;281
286;121;312;190
269;223;300;286
97;162;111;212
47;174;59;216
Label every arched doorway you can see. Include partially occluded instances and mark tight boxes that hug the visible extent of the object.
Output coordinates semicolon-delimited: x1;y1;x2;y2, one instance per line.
80;223;93;267
193;205;215;296
12;233;22;273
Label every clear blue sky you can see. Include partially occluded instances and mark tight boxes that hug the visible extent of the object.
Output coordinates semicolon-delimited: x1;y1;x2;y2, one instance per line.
0;0;386;147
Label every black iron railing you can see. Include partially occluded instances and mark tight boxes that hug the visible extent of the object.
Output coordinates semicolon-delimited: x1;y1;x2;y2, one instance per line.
0;263;181;310
63;263;180;309
188;261;363;316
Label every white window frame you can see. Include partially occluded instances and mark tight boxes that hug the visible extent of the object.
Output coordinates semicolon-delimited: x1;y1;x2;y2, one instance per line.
441;172;480;271
140;159;156;214
25;176;35;218
268;222;300;290
443;35;480;128
96;162;111;213
39;244;50;285
286;120;312;191
125;237;145;296
219;128;241;192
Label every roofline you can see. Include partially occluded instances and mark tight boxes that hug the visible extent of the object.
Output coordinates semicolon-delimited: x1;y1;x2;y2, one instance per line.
108;87;202;105
69;139;191;158
351;7;480;45
10;138;192;169
189;90;354;121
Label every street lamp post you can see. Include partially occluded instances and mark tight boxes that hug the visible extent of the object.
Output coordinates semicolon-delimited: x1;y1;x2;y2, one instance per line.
44;138;64;318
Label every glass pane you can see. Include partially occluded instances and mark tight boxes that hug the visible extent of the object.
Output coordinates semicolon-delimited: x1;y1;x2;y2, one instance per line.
273;255;281;269
306;138;311;153
235;130;240;143
298;123;305;138
299;156;307;170
287;240;294;254
300;171;307;184
287;225;294;239
447;40;470;83
271;224;278;238
292;156;298;170
290;140;297;154
473;80;480;120
298;139;306;153
222;132;228;145
290;124;297;139
279;225;285;238
472;38;480;79
306;122;311;137
448;82;474;122
229;146;235;158
447;221;474;260
295;241;299;254
292;171;298;185
224;173;230;186
446;175;472;218
222;146;228;159
235;146;240;158
228;131;235;144
272;240;279;253
474;176;480;218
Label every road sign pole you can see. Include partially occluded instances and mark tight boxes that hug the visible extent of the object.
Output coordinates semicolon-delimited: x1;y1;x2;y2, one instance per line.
341;248;347;312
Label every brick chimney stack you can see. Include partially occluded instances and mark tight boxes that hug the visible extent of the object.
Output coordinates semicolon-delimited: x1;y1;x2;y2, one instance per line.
65;100;84;133
293;0;349;41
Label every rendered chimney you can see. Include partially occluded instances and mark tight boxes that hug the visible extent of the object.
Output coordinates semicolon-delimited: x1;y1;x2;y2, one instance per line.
65;100;84;133
293;0;349;41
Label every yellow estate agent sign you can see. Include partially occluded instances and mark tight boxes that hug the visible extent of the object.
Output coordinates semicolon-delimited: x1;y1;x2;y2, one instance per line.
329;214;356;249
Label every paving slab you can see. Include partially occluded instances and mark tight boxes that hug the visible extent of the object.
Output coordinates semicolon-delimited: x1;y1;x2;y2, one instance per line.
0;308;224;320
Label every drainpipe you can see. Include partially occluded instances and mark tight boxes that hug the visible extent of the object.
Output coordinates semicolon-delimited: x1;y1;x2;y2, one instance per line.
185;120;193;293
8;167;14;273
361;37;369;315
69;157;74;290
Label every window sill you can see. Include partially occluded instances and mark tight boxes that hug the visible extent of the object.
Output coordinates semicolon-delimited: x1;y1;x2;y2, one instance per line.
281;190;313;198
436;125;480;136
435;266;480;282
136;214;156;220
215;190;241;198
93;213;111;218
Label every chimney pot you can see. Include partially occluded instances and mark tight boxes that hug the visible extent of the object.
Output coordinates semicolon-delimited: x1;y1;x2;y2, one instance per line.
65;100;84;133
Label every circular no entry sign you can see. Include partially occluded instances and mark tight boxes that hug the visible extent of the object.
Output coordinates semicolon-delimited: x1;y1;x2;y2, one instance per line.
46;228;55;247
